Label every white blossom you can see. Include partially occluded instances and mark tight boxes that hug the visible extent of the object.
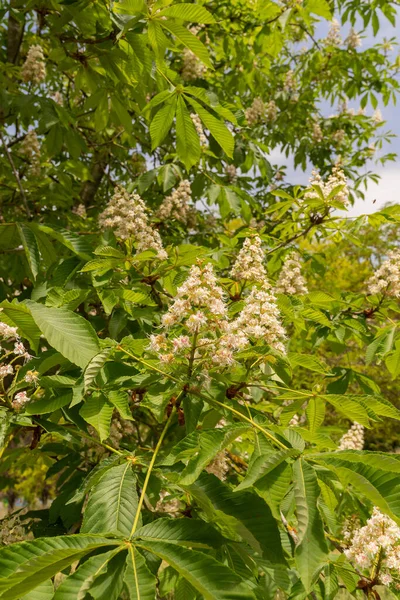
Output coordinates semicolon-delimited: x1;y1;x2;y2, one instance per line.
12;391;30;410
14;342;26;356
345;28;362;49
72;204;87;218
373;109;383;123
266;100;278;122
25;370;39;384
99;186;167;260
245;98;265;125
156;490;181;516
0;364;13;378
21;45;46;84
157;180;194;224
304;166;349;207
230;236;268;284
338;422;364;450
283;70;296;93
206;452;229;480
20;131;41;177
190;113;207;146
182;48;206;80
232;287;286;354
312;121;323;143
151;263;248;370
367;249;400;297
325;19;342;46
345;508;400;585
225;164;237;182
332;128;346;146
0;320;18;339
276;252;308;295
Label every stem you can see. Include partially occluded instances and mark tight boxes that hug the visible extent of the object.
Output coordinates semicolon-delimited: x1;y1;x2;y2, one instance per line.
63;427;123;456
206;395;288;450
0;129;31;218
118;346;180;384
130;404;177;538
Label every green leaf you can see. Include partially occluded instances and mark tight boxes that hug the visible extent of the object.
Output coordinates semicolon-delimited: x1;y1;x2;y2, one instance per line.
0;535;119;600
178;424;250;485
124;547;157;600
18;224;40;280
159;21;212;68
185;97;234;157
35;225;92;260
309;452;400;521
27;302;100;369
158;4;215;23
150;96;177;150
0;300;41;352
53;548;123;600
305;0;332;18
188;474;285;565
84;347;115;391
234;448;299;492
80;395;114;442
85;551;126;600
293;459;328;591
26;392;72;415
306;398;325;432
106;390;133;420
21;580;53;600
82;463;140;536
175;96;201;169
135;540;255;600
288;353;329;375
133;518;225;548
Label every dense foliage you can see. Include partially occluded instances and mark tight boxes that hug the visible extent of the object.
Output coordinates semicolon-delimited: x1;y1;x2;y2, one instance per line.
1;0;400;598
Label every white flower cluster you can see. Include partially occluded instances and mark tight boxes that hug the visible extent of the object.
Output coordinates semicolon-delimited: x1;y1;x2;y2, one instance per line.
325;19;342;46
150;263;248;368
206;451;230;480
25;370;39;384
345;508;400;586
230;236;267;283
245;97;265;126
373;109;383;123
182;48;206;80
304;167;349;207
190;113;207;146
266;100;278;122
283;70;297;93
20;131;41;177
276;252;308;295
346;28;362;49
72;204;87;218
0;364;13;378
98;186;167;260
51;91;63;105
12;391;30;410
156;490;181;516
312;121;323;143
21;45;46;84
367;250;400;297
225;164;237;182
157;180;194;224
0;320;18;339
338;422;364;450
232;287;287;354
332;129;346;147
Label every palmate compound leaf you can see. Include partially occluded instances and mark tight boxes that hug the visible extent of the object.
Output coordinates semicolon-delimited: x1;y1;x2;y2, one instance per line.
292;459;329;591
234;448;300;492
134;540;256;600
27;301;100;369
81;462;140;536
0;535;120;600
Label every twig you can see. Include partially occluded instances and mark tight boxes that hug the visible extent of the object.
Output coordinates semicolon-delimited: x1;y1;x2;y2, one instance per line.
0;129;31;218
